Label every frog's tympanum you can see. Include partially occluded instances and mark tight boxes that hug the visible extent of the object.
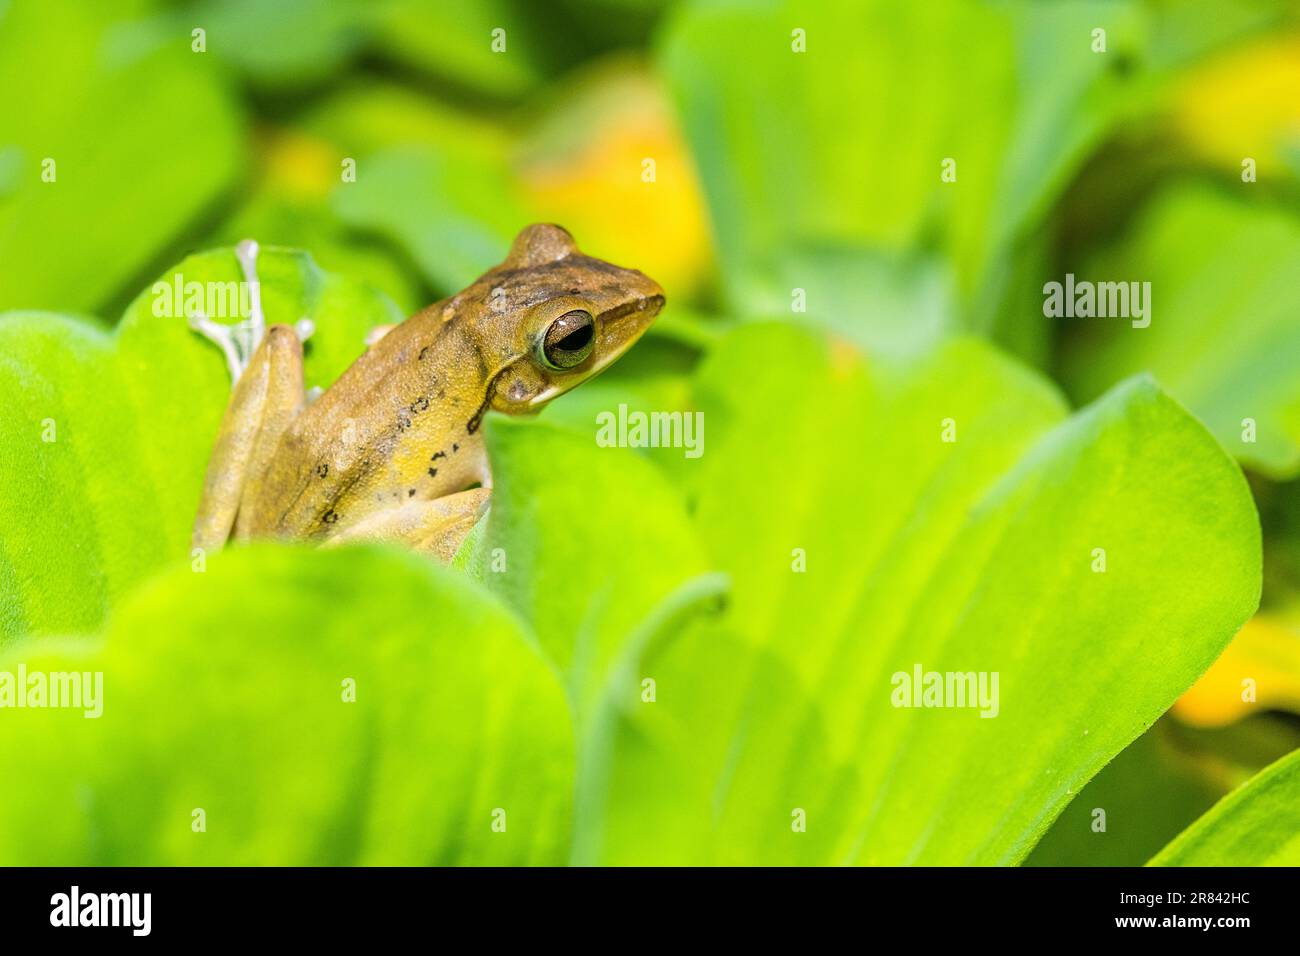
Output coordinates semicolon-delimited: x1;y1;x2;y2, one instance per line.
190;224;664;560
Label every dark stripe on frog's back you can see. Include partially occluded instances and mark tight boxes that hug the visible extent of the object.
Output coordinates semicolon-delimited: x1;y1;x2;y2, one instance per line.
488;255;625;287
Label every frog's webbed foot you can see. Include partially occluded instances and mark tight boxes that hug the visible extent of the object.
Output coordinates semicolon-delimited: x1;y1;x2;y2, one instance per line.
188;239;315;386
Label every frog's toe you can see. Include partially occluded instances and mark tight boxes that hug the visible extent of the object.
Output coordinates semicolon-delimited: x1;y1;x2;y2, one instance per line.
191;239;287;386
233;238;267;340
188;310;246;383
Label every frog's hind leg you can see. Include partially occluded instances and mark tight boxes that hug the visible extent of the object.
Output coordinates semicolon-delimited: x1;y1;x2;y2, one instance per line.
192;324;308;551
320;488;491;563
191;239;314;551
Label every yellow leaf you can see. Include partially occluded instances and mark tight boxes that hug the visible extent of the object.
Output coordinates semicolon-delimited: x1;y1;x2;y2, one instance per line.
1170;35;1300;174
260;128;340;201
1174;613;1300;727
518;58;713;300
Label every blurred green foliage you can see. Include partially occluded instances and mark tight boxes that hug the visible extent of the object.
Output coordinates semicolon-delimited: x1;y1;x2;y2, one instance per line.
1062;184;1300;477
1151;745;1300;865
0;546;573;865
1;0;1300;864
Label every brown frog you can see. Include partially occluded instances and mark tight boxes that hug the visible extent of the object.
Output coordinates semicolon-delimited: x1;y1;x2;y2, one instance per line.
190;224;664;560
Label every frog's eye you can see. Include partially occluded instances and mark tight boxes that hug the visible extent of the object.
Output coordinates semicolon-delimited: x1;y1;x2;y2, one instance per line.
540;309;595;369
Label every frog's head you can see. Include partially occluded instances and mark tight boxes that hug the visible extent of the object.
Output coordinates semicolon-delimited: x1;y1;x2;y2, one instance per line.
454;223;664;414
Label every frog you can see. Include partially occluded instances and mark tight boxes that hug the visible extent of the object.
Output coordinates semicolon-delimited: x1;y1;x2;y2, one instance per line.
189;223;664;561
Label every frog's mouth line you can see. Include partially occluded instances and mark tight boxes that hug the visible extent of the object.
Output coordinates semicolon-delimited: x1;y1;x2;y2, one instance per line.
584;296;664;355
601;293;666;326
591;292;664;361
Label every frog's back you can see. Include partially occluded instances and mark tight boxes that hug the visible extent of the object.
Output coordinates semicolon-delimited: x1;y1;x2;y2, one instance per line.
246;306;488;539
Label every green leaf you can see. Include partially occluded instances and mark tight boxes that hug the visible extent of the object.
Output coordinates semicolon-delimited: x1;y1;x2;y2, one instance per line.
659;0;1147;325
218;80;520;316
300;80;513;160
0;247;401;642
333;145;526;295
453;396;728;869
577;323;1261;864
462;418;714;720
1144;0;1299;69
1150;746;1300;865
730;243;957;359
1025;720;1224;866
182;0;370;89
215;195;425;317
536;328;706;484
1061;184;1300;479
161;0;565;99
0;0;244;314
370;0;554;100
0;544;573;865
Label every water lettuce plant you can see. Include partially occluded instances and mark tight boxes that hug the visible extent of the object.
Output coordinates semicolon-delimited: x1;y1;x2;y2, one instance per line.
0;247;1287;865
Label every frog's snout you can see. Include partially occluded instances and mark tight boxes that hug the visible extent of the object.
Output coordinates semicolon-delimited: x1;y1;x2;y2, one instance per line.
627;268;665;318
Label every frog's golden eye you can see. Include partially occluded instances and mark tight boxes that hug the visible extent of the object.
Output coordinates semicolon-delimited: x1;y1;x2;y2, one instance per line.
540;309;595;369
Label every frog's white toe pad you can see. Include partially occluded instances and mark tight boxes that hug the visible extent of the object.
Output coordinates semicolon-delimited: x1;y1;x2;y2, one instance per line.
188;310;264;385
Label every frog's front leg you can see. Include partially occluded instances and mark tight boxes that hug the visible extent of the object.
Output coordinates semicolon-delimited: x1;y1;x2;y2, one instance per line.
320;488;491;562
191;240;313;551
